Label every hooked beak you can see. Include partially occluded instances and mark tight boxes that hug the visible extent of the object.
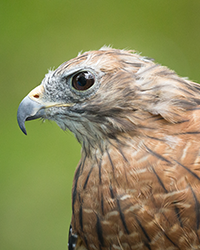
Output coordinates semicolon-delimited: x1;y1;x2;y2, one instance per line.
17;84;74;135
17;85;45;135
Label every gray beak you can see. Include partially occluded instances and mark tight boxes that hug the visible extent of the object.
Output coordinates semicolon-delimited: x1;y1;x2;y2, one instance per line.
17;96;45;135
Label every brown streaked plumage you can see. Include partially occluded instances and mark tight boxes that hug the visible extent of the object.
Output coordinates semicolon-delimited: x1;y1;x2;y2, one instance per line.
17;47;200;250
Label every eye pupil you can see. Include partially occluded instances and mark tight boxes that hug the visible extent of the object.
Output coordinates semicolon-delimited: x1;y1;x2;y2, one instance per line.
77;76;87;86
72;71;95;91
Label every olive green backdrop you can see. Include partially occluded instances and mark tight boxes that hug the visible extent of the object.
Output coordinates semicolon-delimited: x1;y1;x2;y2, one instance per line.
1;1;200;249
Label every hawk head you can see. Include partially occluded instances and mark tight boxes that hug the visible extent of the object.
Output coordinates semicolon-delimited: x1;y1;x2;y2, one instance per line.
17;47;199;153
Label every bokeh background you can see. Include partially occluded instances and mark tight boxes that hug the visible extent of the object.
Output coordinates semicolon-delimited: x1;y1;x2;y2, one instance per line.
1;1;200;249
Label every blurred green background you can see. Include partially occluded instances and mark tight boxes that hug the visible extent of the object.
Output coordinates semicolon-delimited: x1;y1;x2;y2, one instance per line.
1;0;200;249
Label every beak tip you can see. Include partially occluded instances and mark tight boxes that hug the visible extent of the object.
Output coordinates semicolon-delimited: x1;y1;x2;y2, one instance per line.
17;95;44;135
23;131;27;135
19;122;27;135
17;108;27;135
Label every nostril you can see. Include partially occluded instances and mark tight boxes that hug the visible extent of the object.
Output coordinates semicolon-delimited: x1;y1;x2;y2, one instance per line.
28;85;44;101
33;94;40;99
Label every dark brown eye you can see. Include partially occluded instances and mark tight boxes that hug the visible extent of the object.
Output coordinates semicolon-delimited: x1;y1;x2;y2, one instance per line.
72;71;95;91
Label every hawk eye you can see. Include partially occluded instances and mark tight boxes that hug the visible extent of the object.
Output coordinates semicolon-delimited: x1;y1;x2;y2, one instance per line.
72;71;95;91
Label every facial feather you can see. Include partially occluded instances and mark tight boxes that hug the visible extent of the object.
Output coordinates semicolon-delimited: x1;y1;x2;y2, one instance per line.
18;47;200;148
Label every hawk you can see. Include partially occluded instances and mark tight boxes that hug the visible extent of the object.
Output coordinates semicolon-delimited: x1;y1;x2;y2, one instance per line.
17;47;200;250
